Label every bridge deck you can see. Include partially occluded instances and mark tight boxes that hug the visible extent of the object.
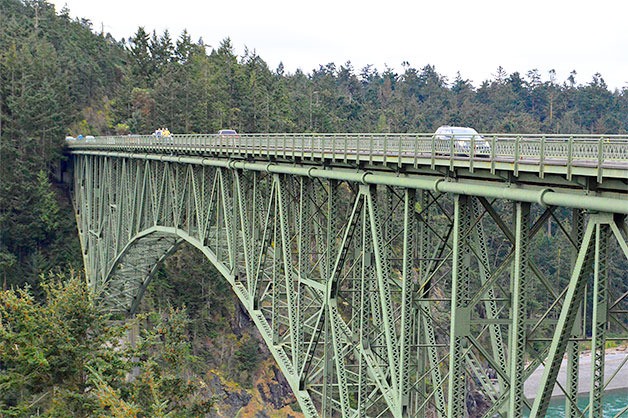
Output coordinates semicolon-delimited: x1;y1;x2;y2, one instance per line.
67;133;628;181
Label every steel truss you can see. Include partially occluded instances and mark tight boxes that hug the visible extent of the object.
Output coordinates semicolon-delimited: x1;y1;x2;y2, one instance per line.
72;154;628;417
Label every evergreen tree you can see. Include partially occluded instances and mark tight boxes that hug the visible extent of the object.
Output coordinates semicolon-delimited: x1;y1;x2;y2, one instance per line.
0;274;213;416
128;27;154;86
150;29;174;70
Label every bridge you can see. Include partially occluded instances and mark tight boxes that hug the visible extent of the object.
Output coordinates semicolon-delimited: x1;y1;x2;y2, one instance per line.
66;133;628;417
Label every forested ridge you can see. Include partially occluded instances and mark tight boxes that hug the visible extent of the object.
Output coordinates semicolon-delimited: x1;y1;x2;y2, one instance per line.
0;0;626;416
1;0;626;285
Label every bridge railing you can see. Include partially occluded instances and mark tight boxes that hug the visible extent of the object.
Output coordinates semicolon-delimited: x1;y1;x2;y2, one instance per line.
68;133;628;170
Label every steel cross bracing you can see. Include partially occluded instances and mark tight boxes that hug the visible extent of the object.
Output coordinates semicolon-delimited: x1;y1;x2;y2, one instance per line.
69;137;627;417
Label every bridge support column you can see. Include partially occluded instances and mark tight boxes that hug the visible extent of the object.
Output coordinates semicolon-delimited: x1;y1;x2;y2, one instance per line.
589;221;610;418
566;208;585;417
448;194;472;417
508;202;530;417
416;190;447;418
357;195;372;417
398;188;416;415
322;179;338;417
414;190;429;418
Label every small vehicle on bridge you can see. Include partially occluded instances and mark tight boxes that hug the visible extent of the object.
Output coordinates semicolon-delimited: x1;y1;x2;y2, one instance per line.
218;130;238;148
433;126;491;156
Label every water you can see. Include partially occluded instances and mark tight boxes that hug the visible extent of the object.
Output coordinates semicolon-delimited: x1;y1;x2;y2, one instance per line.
523;389;628;417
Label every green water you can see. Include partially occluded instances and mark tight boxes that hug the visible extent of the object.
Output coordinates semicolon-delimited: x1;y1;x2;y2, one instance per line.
523;389;628;417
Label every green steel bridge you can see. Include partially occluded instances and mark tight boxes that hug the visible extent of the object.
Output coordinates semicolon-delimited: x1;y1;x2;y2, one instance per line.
66;133;628;417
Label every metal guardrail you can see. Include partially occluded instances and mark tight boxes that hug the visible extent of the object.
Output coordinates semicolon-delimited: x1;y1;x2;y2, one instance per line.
67;133;628;178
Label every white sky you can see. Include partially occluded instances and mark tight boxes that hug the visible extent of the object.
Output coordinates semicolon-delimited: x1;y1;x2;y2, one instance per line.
49;0;628;91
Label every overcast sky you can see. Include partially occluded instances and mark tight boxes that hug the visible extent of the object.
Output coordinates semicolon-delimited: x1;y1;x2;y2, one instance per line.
48;0;627;91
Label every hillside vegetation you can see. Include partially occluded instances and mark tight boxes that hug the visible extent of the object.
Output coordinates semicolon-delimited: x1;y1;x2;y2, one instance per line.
0;0;626;416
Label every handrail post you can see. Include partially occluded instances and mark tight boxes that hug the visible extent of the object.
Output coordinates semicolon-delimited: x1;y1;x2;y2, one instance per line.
449;135;455;171
431;135;436;169
413;134;419;168
283;135;287;158
398;134;403;168
539;136;546;179
383;134;388;165
490;135;496;174
514;136;521;176
469;135;475;173
597;138;605;183
567;136;574;180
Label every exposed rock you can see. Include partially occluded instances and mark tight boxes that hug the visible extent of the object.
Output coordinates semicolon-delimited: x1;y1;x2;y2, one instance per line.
467;389;490;417
205;372;252;418
231;298;253;337
256;364;297;409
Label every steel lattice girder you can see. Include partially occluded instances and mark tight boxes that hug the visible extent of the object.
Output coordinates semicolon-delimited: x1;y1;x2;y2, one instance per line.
71;154;628;417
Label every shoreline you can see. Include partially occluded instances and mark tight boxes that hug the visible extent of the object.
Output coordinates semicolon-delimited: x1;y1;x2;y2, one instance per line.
524;347;628;399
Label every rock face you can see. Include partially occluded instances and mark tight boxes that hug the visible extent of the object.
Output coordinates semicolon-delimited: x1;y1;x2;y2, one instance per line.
206;373;253;418
231;302;254;337
256;364;298;409
204;364;303;418
467;389;491;417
